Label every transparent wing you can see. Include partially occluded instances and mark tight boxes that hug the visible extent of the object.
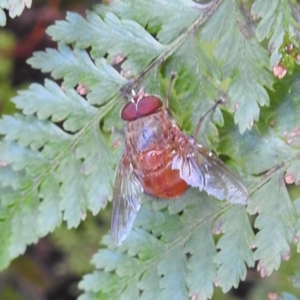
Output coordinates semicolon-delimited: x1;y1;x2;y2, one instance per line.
172;143;249;204
111;153;144;246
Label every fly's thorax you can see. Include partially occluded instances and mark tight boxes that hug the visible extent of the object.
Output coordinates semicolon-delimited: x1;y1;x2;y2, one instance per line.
125;110;172;152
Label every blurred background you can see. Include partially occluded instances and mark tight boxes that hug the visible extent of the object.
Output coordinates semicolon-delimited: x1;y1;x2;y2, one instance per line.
1;0;300;299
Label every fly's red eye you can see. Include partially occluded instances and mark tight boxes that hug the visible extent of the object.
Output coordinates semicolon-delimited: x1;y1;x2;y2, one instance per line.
121;95;162;121
137;96;162;117
121;102;137;121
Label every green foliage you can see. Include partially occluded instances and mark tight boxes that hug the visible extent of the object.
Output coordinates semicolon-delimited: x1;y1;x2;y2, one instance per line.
78;192;253;300
1;0;300;299
201;0;273;133
95;0;200;44
249;174;297;277
45;12;166;75
252;0;300;66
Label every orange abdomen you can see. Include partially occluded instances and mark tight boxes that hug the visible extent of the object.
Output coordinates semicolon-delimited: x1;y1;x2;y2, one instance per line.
137;149;188;198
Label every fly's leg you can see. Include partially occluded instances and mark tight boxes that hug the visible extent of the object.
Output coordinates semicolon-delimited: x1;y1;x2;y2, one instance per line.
165;71;177;114
166;71;223;140
193;98;224;140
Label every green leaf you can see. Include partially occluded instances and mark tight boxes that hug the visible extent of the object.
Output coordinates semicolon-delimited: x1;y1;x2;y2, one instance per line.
12;79;98;125
261;76;300;147
96;0;202;44
158;248;188;300
214;205;255;292
0;165;28;190
9;193;40;258
0;141;49;177
252;0;300;65
139;265;160;300
79;190;253;299
248;174;297;277
252;0;279;42
28;49;126;105
0;114;70;149
0;145;57;261
218;115;294;176
79;271;120;300
57;155;87;228
185;222;217;299
201;0;273;133
0;80;118;259
76;130;115;215
38;176;62;236
46;12;166;74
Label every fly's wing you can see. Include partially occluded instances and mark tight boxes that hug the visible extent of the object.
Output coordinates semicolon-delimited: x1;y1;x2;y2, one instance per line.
172;142;249;205
111;154;144;246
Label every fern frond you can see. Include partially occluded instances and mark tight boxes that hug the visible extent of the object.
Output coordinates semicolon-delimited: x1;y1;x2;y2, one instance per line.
2;1;300;299
252;0;300;66
46;12;166;75
79;190;254;300
201;1;273;132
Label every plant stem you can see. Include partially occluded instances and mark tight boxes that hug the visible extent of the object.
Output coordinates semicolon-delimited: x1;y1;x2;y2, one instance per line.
121;0;225;94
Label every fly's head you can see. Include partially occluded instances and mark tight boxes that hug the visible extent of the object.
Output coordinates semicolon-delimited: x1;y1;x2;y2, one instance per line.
121;89;163;121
